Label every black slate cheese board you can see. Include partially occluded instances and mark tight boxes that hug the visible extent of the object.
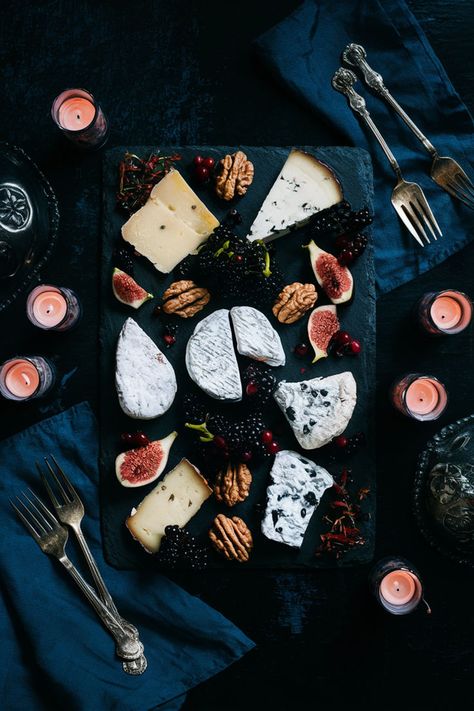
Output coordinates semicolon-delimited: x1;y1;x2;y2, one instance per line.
100;146;376;569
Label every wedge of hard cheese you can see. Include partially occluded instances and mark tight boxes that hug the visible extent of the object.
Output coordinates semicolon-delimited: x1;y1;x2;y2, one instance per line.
126;458;212;553
247;149;343;242
121;170;219;273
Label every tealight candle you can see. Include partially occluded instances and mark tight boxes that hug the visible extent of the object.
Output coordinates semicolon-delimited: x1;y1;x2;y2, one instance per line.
51;88;108;149
416;290;472;335
370;557;428;616
26;285;81;331
0;356;55;401
390;373;448;421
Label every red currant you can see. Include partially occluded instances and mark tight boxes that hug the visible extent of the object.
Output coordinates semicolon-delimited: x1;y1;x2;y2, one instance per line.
261;430;273;444
203;157;215;169
334;331;351;346
240;451;253;463
193;155;204;166
234;254;244;264
132;432;151;447
267;441;280;455
194;165;210;183
164;333;176;347
246;381;258;396
338;249;354;266
335;235;351;250
349;339;361;354
120;432;133;445
294;343;309;357
214;435;227;450
334;435;348;449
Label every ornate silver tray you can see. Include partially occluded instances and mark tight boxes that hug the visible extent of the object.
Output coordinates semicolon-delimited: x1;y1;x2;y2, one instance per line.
0;143;59;312
414;414;474;567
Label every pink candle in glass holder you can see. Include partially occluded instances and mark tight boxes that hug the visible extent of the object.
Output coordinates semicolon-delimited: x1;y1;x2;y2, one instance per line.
27;285;81;331
0;357;55;401
51;88;108;149
416;290;472;335
390;373;448;421
370;557;427;615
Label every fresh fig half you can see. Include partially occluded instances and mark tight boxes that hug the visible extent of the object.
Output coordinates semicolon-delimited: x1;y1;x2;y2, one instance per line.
115;431;177;487
112;267;153;309
306;241;353;305
307;304;339;363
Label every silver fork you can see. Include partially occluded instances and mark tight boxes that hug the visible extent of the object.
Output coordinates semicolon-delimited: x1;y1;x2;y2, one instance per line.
11;490;145;674
342;43;474;210
332;68;442;246
38;455;147;675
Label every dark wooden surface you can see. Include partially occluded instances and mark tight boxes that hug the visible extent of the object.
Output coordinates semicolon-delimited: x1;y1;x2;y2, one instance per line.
0;1;473;709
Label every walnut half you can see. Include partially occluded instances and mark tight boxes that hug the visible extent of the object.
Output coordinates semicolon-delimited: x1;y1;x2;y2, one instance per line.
215;151;254;201
214;462;252;507
272;282;318;324
209;514;253;563
162;280;210;318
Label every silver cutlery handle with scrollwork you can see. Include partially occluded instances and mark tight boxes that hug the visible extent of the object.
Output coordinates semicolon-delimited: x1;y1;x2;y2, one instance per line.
332;68;402;178
342;43;437;156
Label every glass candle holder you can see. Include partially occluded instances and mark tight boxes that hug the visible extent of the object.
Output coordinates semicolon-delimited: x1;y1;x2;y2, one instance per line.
370;557;428;615
416;290;472;335
26;284;81;332
0;356;56;401
51;88;108;149
390;373;448;421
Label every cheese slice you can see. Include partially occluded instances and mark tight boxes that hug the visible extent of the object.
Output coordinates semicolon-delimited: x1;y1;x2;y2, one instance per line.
247;149;343;242
126;458;212;553
121;169;219;273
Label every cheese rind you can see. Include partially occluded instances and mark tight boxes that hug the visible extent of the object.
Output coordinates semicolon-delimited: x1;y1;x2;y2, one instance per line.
121;169;219;273
126;458;212;553
247;149;343;242
230;306;285;367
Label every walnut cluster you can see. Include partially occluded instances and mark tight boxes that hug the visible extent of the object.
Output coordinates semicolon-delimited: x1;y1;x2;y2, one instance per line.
215;151;254;201
162;280;210;318
214;462;252;507
209;514;253;563
272;282;318;324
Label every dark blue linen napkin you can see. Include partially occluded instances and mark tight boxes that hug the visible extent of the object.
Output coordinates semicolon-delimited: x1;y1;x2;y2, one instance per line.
0;402;254;711
255;0;474;294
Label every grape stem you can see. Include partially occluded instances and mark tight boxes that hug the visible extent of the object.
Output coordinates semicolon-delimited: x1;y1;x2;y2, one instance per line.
185;421;214;443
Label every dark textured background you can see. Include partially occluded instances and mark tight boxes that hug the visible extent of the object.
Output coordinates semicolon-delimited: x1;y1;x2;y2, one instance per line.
0;1;473;709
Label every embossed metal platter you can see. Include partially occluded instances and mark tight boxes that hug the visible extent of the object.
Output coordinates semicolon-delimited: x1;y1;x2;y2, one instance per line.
0;143;59;312
414;414;474;567
100;146;376;570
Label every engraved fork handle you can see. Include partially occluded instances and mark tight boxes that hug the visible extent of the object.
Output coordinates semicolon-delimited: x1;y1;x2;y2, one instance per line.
332;68;402;179
342;43;437;157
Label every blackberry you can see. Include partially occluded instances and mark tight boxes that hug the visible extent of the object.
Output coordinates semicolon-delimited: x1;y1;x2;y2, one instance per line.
158;525;208;570
352;207;373;230
205;410;267;460
242;363;277;407
183;392;208;424
308;201;352;239
113;244;135;275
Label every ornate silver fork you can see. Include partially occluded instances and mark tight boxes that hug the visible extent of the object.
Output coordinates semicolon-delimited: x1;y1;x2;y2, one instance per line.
37;455;147;675
11;489;146;674
342;43;474;210
332;68;442;246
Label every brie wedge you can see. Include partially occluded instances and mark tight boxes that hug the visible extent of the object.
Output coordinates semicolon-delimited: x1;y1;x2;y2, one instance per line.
230;306;285;367
247;149;343;242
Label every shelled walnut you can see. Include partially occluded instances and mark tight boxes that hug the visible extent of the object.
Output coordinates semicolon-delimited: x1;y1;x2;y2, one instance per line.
272;282;318;324
162;280;210;318
209;515;253;562
215;151;254;201
214;462;252;507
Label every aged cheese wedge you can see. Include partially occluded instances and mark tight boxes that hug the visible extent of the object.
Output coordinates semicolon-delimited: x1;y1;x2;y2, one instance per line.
116;318;177;419
126;458;212;553
186;309;242;401
121;169;219;273
247;149;343;242
230;306;285;367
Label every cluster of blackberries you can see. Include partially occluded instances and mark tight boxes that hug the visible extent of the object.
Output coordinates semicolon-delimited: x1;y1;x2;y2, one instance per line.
241;363;277;408
158;525;208;570
308;201;373;241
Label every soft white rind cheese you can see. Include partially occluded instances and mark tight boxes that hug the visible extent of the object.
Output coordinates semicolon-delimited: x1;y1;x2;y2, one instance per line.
247;149;343;242
121;169;219;273
186;309;242;401
230;306;285;367
261;450;333;547
126;458;212;553
116;318;177;419
274;372;357;449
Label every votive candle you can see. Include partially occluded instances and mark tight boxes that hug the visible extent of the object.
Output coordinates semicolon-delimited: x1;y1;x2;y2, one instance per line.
51;88;108;149
0;356;55;401
416;290;472;335
370;557;427;615
390;373;448;421
26;284;81;331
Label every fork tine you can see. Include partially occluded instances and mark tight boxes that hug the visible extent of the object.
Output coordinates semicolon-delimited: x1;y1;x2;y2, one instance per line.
44;456;71;503
413;199;437;241
408;202;431;244
10;498;41;540
450;178;474;209
442;181;474;210
50;454;78;500
399;203;427;246
38;461;61;509
415;193;442;238
28;488;60;527
21;492;53;532
456;173;474;197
